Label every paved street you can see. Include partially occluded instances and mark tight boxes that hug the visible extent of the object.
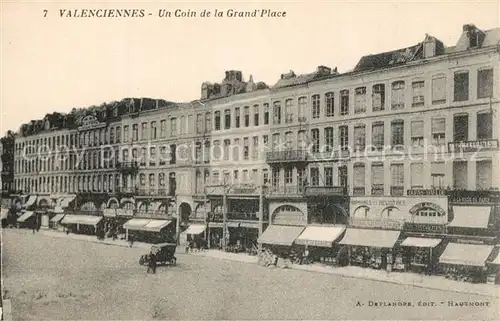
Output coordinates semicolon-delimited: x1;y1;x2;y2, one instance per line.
3;229;499;320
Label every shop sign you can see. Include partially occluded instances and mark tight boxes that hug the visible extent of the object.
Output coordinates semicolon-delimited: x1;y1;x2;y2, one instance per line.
409;202;446;216
305;186;347;197
230;184;258;195
349;217;404;230
407;189;446;196
116;209;133;216
404;222;446;234
448;139;499;153
447;190;500;205
103;209;116;217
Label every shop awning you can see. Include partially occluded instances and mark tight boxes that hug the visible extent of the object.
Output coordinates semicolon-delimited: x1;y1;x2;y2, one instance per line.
48;207;64;214
61;215;103;226
489;251;500;265
103;209;117;217
295;225;346;247
142;220;172;232
257;225;305;246
184;224;206;235
208;222;224;228
123;218;152;230
339;228;400;248
24;196;37;208
439;243;494;267
448;206;491;229
59;195;76;208
401;237;442;248
50;214;65;223
1;208;9;220
17;211;35;222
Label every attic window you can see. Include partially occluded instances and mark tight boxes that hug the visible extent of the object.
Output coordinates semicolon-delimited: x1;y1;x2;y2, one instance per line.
469;30;479;48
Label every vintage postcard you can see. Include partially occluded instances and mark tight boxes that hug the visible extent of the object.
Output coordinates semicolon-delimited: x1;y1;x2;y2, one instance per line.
1;0;499;320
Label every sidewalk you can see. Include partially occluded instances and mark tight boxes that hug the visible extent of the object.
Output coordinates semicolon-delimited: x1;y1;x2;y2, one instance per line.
189;249;500;298
13;229;500;298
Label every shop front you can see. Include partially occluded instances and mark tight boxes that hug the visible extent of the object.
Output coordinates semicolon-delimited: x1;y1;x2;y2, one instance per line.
399;237;443;274
339;228;402;270
294;225;346;265
60;214;103;236
486;248;500;284
438;242;495;283
122;218;175;243
16;210;36;229
183;224;207;250
257;224;305;265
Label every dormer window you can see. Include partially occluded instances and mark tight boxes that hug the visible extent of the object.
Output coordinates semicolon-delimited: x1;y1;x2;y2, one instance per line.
469;30;479;48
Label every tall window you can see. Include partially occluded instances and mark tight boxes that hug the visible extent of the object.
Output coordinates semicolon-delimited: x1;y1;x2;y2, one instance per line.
476;160;492;190
410;163;423;188
298;97;307;121
431;162;445;189
324;167;333;186
170;118;177;137
372;122;384;151
371;163;384;195
213;141;221;160
252;136;259;159
432;75;446;104
324;127;334;150
325;92;334;117
354;125;366;152
272;133;280;151
411;121;424;147
477;68;493;99
312;94;320;119
223;139;230;161
141;122;147;141
412;81;425;107
453;161;467;189
243;137;249;160
285;132;293;150
477;112;492;139
338;166;347;187
431;118;446;146
391;120;404;147
354;87;367;114
297;131;305;150
372;84;385;111
263;103;269;125
160;120;166;138
353;163;365;195
233;138;240;161
115;126;121;143
340;90;349;115
285;99;293;123
253;105;259;126
123;125;129;142
151;121;157;139
214;111;221;130
391;81;405;109
391;164;404;196
454;71;469;102
310;168;319;186
311;128;320;153
196;114;204;133
272;169;279;187
224;109;231;129
285;167;293;185
204;113;211;133
234;108;240;128
453;114;468;142
273;101;281;125
339;126;348;150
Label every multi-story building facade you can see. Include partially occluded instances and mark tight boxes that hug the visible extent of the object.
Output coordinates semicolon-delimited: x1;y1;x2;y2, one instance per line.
10;23;500;250
1;131;16;204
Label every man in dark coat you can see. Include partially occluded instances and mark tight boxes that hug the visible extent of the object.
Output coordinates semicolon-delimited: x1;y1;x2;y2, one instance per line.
147;251;157;274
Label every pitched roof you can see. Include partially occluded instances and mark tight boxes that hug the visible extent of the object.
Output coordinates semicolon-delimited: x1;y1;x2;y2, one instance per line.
353;43;423;72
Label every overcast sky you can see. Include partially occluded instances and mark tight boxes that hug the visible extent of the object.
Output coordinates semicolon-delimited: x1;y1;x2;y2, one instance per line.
1;0;499;134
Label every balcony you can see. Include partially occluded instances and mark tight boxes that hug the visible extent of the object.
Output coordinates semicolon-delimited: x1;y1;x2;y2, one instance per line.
266;185;305;198
116;161;139;174
391;186;404;196
136;188;171;198
371;184;384;196
305;186;347;197
266;150;308;163
353;187;365;196
116;187;138;194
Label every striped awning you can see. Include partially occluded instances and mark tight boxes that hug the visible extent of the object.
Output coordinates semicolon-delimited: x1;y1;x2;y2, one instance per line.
17;211;35;222
50;214;66;223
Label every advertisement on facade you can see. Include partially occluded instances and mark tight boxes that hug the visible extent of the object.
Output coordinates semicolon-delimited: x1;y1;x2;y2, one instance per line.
350;196;449;226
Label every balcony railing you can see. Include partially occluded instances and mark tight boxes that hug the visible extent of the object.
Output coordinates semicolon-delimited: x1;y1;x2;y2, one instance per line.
305;186;347;197
117;187;138;194
371;184;384;196
267;185;306;196
353;187;365;196
448;139;499;153
391;186;404;196
116;161;139;174
266;150;308;163
136;188;170;197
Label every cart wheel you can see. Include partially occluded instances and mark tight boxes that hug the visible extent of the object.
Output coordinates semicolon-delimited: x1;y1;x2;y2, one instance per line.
139;257;145;266
171;258;177;266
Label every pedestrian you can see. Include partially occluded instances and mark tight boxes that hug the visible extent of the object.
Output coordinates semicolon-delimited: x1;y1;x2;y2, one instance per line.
147;251;157;274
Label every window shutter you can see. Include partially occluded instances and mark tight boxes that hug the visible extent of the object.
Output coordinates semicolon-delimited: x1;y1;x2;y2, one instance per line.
431;162;445;175
431;118;445;133
410;163;423;187
411;121;424;137
371;164;384;185
432;77;446;103
353;164;365;187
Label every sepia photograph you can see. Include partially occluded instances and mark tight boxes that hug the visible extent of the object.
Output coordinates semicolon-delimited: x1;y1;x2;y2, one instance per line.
1;0;499;320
